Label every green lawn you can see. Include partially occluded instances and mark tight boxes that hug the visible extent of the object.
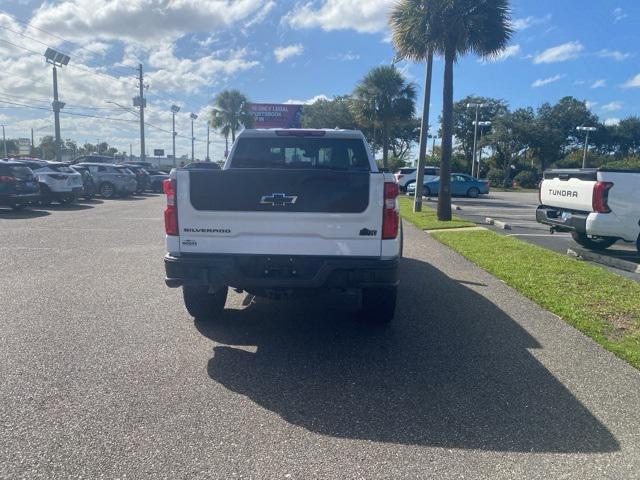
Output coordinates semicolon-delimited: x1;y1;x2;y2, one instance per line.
398;196;476;231
430;229;640;369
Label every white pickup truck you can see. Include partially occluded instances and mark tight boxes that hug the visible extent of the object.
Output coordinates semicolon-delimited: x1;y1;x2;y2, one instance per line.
163;129;402;324
537;168;640;252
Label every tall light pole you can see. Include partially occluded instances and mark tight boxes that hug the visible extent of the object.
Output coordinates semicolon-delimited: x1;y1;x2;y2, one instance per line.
171;105;180;168
44;48;70;163
1;125;6;158
467;103;485;177
576;126;597;168
474;121;491;177
190;113;198;161
206;122;211;162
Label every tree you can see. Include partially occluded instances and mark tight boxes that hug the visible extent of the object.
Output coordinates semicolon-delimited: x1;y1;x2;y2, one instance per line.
400;0;513;220
451;95;508;168
487;108;534;184
300;96;357;130
211;89;254;143
351;65;416;169
390;0;435;212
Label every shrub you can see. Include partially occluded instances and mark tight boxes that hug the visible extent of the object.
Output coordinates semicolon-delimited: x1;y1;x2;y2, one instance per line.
487;169;511;187
514;169;540;188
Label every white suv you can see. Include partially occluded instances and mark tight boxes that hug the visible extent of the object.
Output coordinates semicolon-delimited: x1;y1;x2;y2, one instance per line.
396;166;440;191
16;159;83;205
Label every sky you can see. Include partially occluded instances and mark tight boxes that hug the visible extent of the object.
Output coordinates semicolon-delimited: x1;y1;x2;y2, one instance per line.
0;0;638;161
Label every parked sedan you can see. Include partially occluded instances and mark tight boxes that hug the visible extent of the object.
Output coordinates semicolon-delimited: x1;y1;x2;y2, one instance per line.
0;161;40;210
407;173;490;198
74;162;137;199
16;159;83;205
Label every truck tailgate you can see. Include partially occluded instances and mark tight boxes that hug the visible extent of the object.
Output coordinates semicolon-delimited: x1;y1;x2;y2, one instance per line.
176;169;384;257
540;170;596;212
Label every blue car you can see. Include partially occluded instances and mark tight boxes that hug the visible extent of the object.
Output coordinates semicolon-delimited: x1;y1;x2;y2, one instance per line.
408;173;490;198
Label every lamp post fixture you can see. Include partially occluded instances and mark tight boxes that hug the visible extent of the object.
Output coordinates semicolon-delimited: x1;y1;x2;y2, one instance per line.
190;113;198;162
467;103;486;177
576;126;597;168
171;105;180;167
473;121;492;177
44;48;70;162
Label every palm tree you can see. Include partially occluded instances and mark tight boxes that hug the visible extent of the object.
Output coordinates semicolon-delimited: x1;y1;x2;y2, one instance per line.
220;125;231;158
390;0;435;213
351;65;416;169
391;0;513;220
211;89;254;145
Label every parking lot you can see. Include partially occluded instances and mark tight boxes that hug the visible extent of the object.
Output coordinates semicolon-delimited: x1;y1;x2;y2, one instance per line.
430;191;640;281
1;195;639;479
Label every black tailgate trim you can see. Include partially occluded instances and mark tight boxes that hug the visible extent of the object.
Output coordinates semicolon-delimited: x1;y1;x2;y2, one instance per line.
188;169;370;213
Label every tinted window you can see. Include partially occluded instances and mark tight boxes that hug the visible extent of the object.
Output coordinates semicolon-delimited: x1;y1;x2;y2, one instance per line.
232;138;370;171
10;166;34;179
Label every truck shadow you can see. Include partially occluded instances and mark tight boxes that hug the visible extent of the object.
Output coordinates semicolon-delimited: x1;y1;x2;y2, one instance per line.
195;257;619;453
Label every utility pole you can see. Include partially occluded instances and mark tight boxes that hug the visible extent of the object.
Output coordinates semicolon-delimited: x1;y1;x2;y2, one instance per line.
129;143;133;160
206;122;210;161
31;128;34;155
1;125;7;158
136;63;146;162
190;113;198;161
171;105;180;168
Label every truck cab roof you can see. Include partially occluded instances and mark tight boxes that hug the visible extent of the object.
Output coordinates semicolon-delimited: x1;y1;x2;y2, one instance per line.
238;129;366;139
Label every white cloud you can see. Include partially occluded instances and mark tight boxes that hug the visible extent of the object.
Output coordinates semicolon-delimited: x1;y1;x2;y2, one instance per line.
330;52;360;61
613;7;628;23
482;44;521;63
285;0;394;33
532;74;564;88
623;73;640;88
585;101;598;110
30;0;271;44
602;101;623;112
285;94;330;105
597;49;631;61
274;44;304;63
512;14;552;30
146;44;259;93
604;118;621;126
72;41;111;62
590;79;606;89
533;42;584;64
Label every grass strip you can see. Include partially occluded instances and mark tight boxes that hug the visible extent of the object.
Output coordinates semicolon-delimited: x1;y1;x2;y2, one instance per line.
429;229;640;369
398;196;475;231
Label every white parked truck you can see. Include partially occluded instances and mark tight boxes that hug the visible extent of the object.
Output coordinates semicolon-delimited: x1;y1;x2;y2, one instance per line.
163;129;402;324
537;168;640;252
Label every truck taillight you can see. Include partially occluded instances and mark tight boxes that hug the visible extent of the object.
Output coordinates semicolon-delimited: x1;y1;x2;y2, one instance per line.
382;182;400;239
163;179;178;235
592;181;613;213
0;175;16;183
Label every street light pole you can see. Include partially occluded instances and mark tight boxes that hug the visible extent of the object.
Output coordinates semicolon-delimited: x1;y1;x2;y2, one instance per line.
576;126;597;168
475;121;491;177
467;103;485;177
190;113;198;161
171;105;180;168
44;49;70;163
206;122;210;161
1;125;6;158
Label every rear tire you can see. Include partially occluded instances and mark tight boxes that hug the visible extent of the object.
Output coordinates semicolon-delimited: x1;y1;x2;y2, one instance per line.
467;187;480;198
571;231;617;251
10;203;26;211
423;186;431;197
183;286;228;320
38;184;52;206
58;194;76;205
99;182;116;199
360;287;397;325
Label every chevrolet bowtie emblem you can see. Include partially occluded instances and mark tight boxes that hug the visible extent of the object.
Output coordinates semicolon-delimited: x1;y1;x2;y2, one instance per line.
260;193;298;206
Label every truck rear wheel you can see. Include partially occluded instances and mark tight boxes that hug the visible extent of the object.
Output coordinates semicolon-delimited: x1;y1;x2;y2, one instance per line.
183;286;228;320
360;287;397;325
571;232;617;251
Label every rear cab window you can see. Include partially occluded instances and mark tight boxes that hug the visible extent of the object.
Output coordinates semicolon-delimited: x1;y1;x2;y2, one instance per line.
231;137;370;171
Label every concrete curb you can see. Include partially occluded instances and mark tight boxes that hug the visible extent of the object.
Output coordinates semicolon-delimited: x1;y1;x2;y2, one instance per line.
485;217;512;230
419;196;462;210
567;247;640;274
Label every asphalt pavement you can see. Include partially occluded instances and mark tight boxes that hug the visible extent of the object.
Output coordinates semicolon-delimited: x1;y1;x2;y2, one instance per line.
431;191;640;281
1;196;639;479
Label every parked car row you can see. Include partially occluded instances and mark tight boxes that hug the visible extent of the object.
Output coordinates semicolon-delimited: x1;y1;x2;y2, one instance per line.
0;157;169;210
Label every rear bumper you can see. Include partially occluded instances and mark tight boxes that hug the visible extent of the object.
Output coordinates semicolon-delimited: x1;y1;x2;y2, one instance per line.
164;253;399;290
0;192;40;204
536;206;588;233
